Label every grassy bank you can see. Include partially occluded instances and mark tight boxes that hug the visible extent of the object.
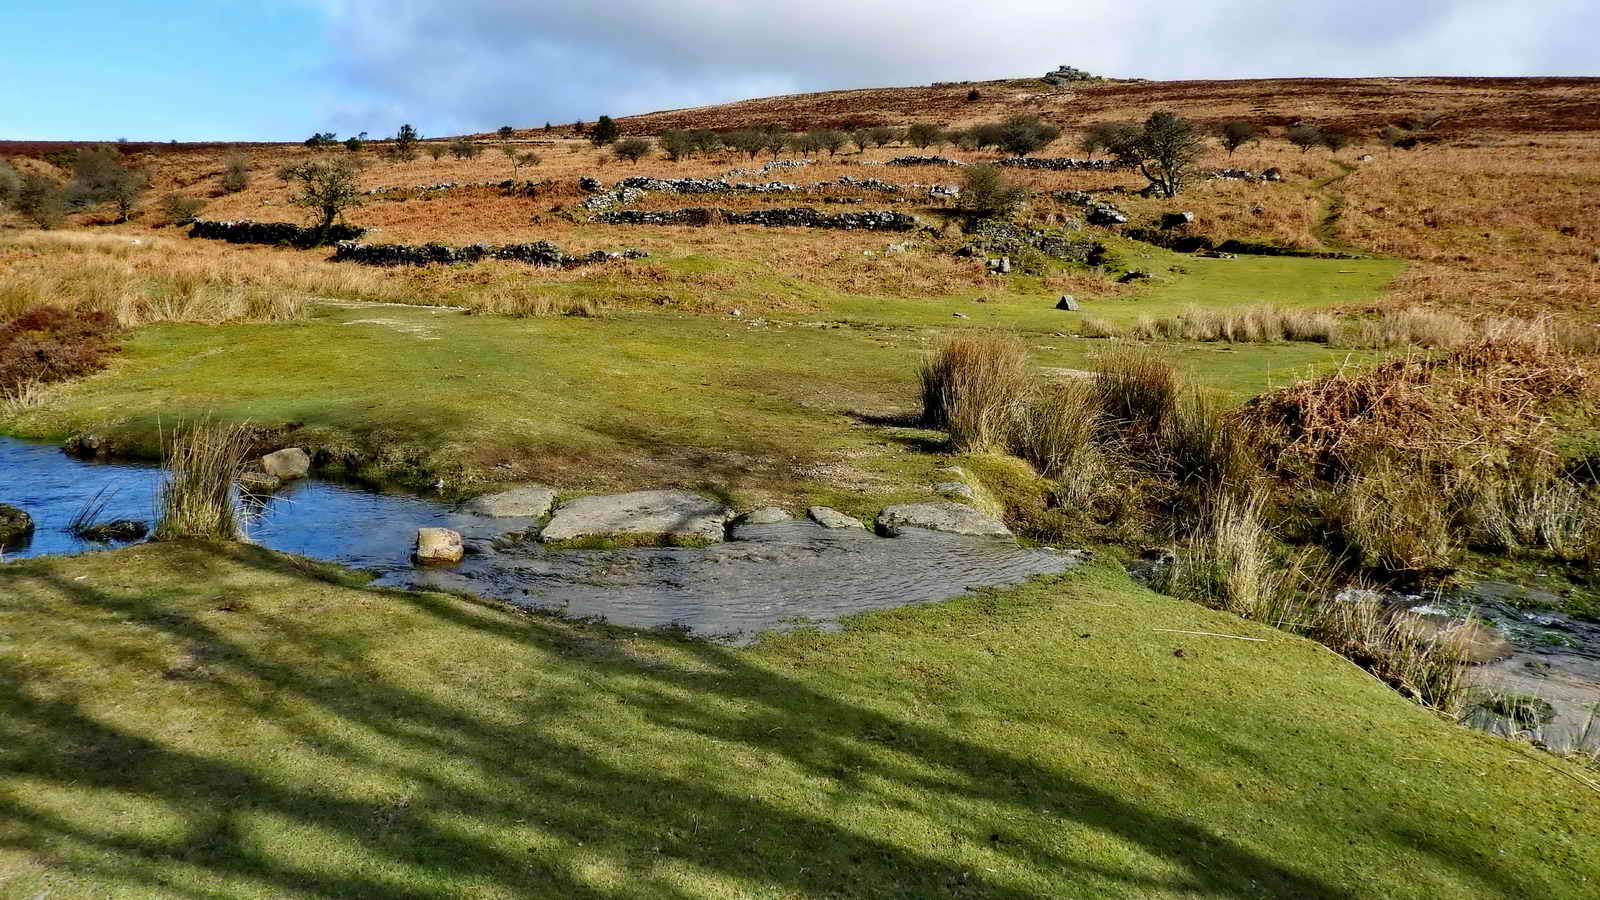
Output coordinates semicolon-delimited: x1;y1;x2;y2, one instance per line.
1;542;1595;898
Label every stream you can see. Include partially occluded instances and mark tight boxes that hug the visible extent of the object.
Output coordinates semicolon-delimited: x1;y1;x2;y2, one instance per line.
0;436;1081;642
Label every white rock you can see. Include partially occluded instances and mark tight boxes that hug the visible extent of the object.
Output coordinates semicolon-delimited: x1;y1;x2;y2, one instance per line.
415;528;464;565
261;448;311;480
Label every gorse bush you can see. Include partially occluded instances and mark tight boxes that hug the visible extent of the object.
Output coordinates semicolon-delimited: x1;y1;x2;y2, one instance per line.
918;332;1031;453
958;164;1028;219
220;153;250;193
66;145;148;221
613;137;653;163
156;421;252;541
159;192;205;224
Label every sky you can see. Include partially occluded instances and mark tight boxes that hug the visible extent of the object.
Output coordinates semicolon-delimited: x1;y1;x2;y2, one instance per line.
1;0;1595;142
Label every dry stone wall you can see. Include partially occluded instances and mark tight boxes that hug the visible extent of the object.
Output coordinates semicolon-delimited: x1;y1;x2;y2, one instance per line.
333;239;648;268
188;219;367;247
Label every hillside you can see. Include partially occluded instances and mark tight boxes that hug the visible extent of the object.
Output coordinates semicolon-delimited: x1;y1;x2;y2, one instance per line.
614;76;1600;135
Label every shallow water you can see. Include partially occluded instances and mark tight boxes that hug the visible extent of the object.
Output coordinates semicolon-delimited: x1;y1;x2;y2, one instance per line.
0;436;1081;641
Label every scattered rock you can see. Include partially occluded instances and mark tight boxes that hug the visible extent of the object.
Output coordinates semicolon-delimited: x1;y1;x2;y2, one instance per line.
986;257;1012;274
1116;270;1152;284
540;490;731;545
1262;168;1283;182
1160;211;1195;229
807;506;865;529
875;503;1012;538
733;506;792;526
462;485;557;518
414;527;464;565
64;433;105;457
1055;295;1080;311
0;503;35;548
1357;153;1374;162
76;520;148;542
1085;201;1129;226
952;312;969;319
261;448;311;481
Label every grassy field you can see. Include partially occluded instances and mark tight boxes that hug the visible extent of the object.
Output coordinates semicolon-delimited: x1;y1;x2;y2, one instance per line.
1;247;1395;502
2;542;1595;898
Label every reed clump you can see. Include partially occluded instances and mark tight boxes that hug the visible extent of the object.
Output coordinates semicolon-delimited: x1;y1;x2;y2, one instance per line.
155;421;252;541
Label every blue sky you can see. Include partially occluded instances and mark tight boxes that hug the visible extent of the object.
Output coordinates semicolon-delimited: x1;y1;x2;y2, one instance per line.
2;0;1595;142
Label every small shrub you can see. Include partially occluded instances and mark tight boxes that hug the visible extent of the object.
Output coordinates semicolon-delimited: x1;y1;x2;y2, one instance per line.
155;421;251;541
1325;457;1457;574
159;192;205;224
221;153;251;193
958;164;1028;219
613;137;653;164
449;138;480;160
1219;121;1259;155
1159;488;1293;623
590;115;620;146
919;332;1031;452
15;174;66;228
1287;125;1325;153
1092;345;1181;438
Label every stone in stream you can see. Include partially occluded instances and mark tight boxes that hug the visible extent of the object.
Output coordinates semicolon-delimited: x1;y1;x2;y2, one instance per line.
733;506;792;526
261;447;311;481
875;502;1011;538
807;506;865;529
76;520;148;543
462;485;557;518
0;503;35;548
415;528;465;565
540;490;731;545
239;471;283;494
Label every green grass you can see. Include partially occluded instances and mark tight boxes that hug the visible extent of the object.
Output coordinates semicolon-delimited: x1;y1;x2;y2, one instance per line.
1;542;1593;897
1;249;1400;500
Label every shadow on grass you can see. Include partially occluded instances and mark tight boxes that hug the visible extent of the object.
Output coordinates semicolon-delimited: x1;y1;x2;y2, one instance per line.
0;542;1540;898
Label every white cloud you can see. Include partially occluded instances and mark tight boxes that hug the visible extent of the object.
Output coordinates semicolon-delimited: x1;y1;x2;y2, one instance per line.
295;0;1597;135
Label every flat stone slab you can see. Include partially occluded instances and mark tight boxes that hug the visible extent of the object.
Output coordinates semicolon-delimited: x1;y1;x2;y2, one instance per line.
807;506;865;529
875;502;1012;538
733;506;792;526
541;490;731;545
462;485;557;518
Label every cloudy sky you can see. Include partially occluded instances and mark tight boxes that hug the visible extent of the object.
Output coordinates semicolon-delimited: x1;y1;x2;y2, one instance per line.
3;0;1594;141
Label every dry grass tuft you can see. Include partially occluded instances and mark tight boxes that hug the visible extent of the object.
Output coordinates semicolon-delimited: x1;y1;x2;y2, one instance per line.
918;332;1032;452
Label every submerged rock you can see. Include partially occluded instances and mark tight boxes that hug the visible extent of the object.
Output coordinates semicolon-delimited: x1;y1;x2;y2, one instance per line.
807;506;865;529
462;485;557;519
540;490;731;545
875;503;1011;538
0;503;35;548
76;520;148;543
261;448;311;481
415;528;465;565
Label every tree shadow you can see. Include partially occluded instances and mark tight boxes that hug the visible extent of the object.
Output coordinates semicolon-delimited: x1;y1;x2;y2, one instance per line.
0;542;1551;897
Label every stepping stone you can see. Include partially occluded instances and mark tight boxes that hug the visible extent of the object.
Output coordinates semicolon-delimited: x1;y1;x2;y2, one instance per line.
733;506;792;525
540;490;731;545
807;506;865;529
875;503;1011;538
415;528;464;565
462;485;557;518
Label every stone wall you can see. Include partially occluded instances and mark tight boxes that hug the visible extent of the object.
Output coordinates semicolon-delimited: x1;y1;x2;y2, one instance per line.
188;219;367;247
333;239;648;268
593;207;918;232
995;157;1131;171
887;155;965;167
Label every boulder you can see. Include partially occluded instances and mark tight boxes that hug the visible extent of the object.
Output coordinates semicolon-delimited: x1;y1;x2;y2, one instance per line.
261;448;311;481
239;471;282;493
1055;295;1080;311
733;506;792;526
1160;211;1195;229
540;490;731;545
875;503;1012;538
462;485;557;518
807;506;865;529
1261;168;1283;182
0;503;35;549
414;528;465;565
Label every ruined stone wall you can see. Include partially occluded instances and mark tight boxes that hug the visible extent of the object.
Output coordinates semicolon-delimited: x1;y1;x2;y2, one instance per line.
188;219;367;247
